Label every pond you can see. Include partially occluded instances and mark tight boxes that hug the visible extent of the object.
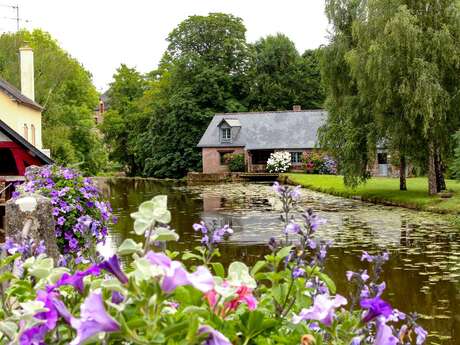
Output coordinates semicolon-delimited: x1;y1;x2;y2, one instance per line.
96;178;460;345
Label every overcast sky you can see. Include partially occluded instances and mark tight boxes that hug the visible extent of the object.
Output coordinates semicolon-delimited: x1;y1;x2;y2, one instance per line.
1;0;330;91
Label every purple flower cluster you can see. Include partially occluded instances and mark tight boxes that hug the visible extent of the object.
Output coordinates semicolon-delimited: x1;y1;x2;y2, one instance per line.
347;251;428;345
193;221;233;248
272;182;301;200
20;255;127;345
2;237;46;257
15;165;116;256
319;155;337;175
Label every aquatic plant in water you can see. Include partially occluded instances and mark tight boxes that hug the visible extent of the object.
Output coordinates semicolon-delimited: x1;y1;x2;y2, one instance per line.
0;182;427;344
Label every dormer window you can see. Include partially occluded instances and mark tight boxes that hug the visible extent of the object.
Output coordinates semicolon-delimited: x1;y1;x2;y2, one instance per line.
221;127;231;142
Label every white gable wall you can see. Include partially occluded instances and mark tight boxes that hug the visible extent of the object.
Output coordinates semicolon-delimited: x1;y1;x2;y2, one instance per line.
0;91;42;149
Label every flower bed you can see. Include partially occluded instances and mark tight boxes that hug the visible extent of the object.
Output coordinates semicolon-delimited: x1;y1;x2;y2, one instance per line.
303;152;337;175
0;181;427;345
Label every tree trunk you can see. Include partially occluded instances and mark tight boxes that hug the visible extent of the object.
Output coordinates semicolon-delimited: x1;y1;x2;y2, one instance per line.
434;148;446;192
428;141;437;195
399;155;407;191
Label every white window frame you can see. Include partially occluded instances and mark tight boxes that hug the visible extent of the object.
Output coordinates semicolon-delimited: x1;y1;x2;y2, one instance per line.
290;151;302;164
221;127;231;142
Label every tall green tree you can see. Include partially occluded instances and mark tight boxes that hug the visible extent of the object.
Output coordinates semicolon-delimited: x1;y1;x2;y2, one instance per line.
0;29;107;175
319;0;376;187
140;13;252;178
100;64;148;175
248;34;324;111
320;0;460;194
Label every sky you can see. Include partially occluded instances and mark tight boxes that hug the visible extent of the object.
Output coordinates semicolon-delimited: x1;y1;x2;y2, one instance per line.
0;0;330;91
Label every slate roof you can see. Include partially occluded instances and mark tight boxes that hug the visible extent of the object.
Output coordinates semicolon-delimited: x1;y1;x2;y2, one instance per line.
197;110;327;150
0;78;43;111
0;119;53;165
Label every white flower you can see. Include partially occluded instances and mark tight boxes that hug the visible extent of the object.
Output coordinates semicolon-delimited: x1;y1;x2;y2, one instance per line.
266;151;292;173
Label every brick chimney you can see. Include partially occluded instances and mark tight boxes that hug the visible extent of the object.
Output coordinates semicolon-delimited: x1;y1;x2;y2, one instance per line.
19;46;35;101
293;105;301;112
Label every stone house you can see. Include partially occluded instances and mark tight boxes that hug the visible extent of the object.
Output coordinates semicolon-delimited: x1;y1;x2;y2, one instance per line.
198;107;395;176
197;108;327;174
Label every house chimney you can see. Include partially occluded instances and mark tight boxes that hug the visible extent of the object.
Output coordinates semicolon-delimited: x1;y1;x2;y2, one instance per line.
293;105;301;112
19;46;35;101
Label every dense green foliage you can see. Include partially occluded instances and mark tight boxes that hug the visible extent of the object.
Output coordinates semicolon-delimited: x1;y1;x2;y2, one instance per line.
102;14;324;178
248;34;324;111
100;65;148;175
0;30;108;175
224;153;245;172
320;0;460;194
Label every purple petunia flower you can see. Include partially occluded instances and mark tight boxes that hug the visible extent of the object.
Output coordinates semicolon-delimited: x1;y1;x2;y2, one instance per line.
54;265;101;293
198;325;232;345
98;255;129;284
69;291;120;345
360;297;393;323
292;294;347;326
144;251;214;293
111;291;124;304
57;217;65;226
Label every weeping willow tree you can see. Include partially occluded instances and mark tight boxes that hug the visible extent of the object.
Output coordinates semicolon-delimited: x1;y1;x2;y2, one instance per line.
319;0;377;188
321;0;460;194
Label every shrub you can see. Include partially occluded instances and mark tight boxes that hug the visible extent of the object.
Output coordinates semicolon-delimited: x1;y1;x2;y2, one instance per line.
0;183;428;345
266;151;291;173
224;153;245;172
303;152;337;175
14;165;116;260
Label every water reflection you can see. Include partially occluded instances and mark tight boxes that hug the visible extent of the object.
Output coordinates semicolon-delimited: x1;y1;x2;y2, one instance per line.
96;178;460;344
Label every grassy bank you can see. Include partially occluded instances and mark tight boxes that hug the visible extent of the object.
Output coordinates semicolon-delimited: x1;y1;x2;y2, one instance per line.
284;173;460;215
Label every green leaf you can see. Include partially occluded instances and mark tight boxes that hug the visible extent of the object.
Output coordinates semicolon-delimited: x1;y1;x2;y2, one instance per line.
318;272;336;294
275;246;293;261
0;253;21;269
133;218;152;235
182;252;202;261
228;262;257;288
151;195;168;209
153;208;171;224
0;272;15;284
27;257;54;279
151;228;178;242
0;321;17;339
118;239;143;255
250;260;267;276
211;262;225;278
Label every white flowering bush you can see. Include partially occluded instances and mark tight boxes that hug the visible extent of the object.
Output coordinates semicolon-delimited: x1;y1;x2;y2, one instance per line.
266;151;292;173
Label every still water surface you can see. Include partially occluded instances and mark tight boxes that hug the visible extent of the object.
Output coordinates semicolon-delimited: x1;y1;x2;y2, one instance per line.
97;178;460;344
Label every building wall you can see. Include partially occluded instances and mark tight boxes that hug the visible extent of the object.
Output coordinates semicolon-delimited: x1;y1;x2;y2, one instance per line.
202;147;244;173
0;92;42;149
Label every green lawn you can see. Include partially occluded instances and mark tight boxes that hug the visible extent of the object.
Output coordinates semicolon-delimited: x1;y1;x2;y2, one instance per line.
284;173;460;214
